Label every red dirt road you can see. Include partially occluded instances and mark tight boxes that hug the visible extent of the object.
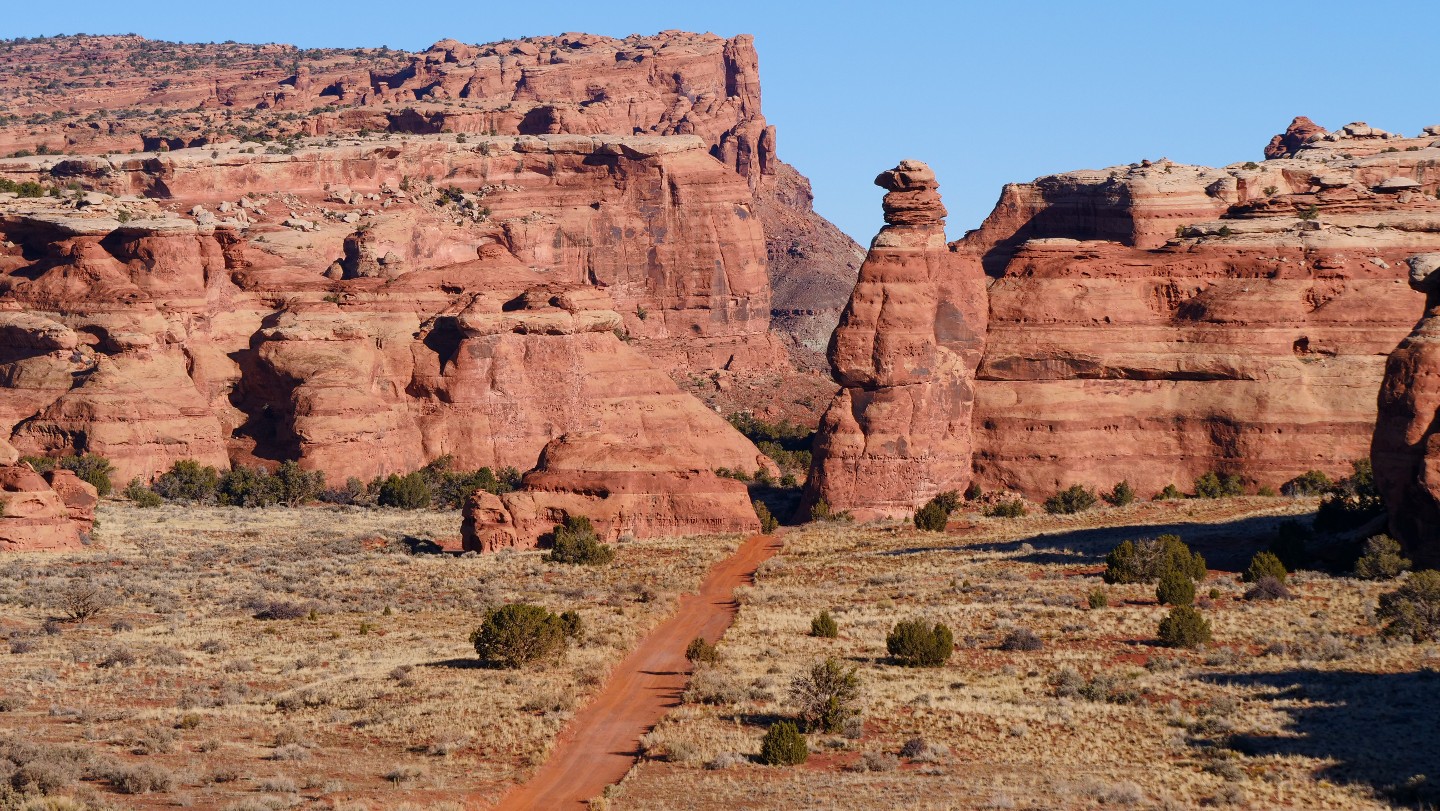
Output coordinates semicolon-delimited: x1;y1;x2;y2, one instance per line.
488;532;782;810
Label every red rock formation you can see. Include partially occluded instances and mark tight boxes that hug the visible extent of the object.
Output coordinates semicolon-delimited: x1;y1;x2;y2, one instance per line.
1264;116;1328;160
803;161;987;519
1372;253;1440;567
461;432;762;552
958;126;1440;497
0;463;93;551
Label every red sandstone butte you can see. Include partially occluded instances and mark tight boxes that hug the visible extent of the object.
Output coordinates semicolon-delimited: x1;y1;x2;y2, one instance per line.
0;463;95;552
956;121;1440;498
802;160;987;519
1372;253;1440;568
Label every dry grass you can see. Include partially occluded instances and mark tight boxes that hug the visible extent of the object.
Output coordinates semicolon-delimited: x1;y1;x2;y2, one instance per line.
612;497;1440;810
0;502;738;809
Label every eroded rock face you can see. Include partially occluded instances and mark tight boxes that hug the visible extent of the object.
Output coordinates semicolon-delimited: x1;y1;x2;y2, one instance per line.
802;161;987;518
958;122;1440;497
0;463;93;552
461;432;762;552
1265;116;1328;159
1373;253;1440;567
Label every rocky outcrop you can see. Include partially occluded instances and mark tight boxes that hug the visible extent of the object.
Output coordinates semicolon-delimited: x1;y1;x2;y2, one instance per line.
461;432;762;552
1373;253;1440;567
958;122;1440;497
0;463;94;552
1264;116;1327;159
802;161;987;519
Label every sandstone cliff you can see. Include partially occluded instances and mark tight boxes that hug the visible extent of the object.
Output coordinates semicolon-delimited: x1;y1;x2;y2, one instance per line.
956;121;1440;497
1373;253;1440;568
802;161;987;519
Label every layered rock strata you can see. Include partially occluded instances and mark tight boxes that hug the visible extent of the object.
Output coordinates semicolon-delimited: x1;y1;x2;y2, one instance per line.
958;122;1440;496
0;463;96;552
1372;253;1440;567
802;161;987;518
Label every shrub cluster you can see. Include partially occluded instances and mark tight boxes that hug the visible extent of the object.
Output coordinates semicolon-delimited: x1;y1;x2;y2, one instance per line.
727;413;813;477
984;498;1027;518
1044;484;1097;515
1158;605;1212;648
1194;471;1244;499
758;721;808;766
788;656;860;733
810;610;839;639
1243;551;1287;584
1281;469;1332;497
1102;480;1136;507
1269;520;1311;570
545;515;615;565
1354;535;1412;580
1376;571;1440;643
886;619;953;667
685;636;720;665
913;490;959;531
470;603;580;668
1315;459;1383;532
1104;535;1206;585
754;500;779;534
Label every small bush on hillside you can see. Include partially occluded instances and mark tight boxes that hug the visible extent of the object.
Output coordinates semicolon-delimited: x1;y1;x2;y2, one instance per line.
1104;535;1206;584
1243;551;1287;584
1315;459;1383;532
1158;605;1212;648
216;465;282;507
1153;483;1185;500
1156;568;1196;606
754;500;778;534
546;515;615;565
789;656;861;733
1376;570;1440;643
1087;588;1108;609
1044;484;1097;515
984;498;1027;518
38;453;116;496
122;478;163;508
685;637;720;665
419;456;521;508
151;459;220;502
274;461;324;505
964;482;983;501
376;472;431;509
1354;535;1412;580
886;619;953;667
810;610;839;638
1103;480;1136;507
809;498;853;522
1269;520;1311;570
758;721;808;766
1281;469;1332;497
559;609;583;639
999;628;1043;651
1195;471;1244;499
913;499;950;532
1244;576;1292;601
54;580;112;622
470;603;570;667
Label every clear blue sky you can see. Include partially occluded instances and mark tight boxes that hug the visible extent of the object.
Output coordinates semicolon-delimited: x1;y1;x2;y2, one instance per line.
6;0;1435;242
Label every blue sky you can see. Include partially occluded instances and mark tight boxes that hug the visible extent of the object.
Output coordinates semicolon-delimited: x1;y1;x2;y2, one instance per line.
6;0;1435;242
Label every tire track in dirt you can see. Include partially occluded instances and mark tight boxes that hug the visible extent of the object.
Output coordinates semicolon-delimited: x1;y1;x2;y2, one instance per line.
487;531;782;810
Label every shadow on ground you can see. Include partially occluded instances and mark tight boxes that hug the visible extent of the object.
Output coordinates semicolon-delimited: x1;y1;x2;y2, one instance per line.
884;511;1317;570
1199;668;1440;806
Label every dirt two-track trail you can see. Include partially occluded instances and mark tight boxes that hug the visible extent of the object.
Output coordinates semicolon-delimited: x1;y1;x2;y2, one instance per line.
486;531;783;810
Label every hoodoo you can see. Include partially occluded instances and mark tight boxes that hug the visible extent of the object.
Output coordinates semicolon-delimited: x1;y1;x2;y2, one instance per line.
1373;253;1440;568
802;160;988;518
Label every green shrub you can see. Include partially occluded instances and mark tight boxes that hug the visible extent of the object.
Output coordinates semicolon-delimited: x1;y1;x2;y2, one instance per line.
758;721;808;766
886;619;953;667
1354;535;1412;580
932;490;961;513
1103;480;1136;507
1243;551;1287;584
122;478;163;508
809;498;853;522
788;656;860;733
685;636;720;665
1376;570;1440;642
420;456;520;508
376;472;431;509
546;515;615;565
57;453;115;496
984;498;1027;518
275;461;324;506
964;482;983;501
1315;459;1383;532
470;603;570;667
216;466;282;507
1281;470;1332;497
1104;535;1206;584
1269;520;1311;570
1244;576;1291;601
559;610;583;639
1194;471;1244;499
810;610;838;639
913;500;949;532
1153;484;1185;501
1155;568;1196;606
1044;484;1097;515
1087;588;1108;609
151;459;219;503
754;500;778;534
1157;605;1212;648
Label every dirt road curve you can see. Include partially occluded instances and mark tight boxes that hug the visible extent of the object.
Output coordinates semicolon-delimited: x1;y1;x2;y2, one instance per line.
488;532;782;810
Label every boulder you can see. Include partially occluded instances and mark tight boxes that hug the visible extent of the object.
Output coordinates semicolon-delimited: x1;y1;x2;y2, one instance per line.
0;464;87;552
